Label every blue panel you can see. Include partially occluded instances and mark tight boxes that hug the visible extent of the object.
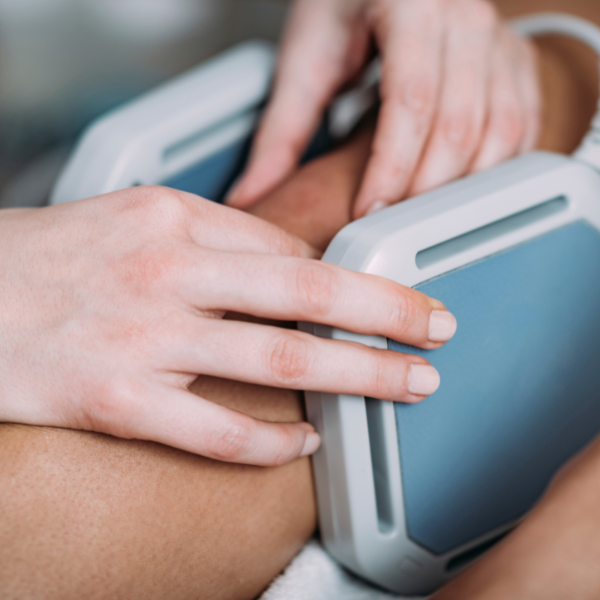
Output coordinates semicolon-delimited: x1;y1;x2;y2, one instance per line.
162;137;250;202
161;119;334;203
392;221;600;555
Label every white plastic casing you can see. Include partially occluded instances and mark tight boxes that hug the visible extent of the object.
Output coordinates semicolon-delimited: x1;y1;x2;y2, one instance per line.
50;41;275;205
302;152;600;596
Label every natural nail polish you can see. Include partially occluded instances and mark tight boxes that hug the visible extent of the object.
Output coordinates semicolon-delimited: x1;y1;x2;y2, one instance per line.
408;364;440;397
428;310;457;342
300;432;321;456
366;200;388;215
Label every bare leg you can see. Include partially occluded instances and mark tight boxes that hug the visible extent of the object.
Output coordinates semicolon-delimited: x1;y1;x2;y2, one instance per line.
432;437;600;600
0;383;315;600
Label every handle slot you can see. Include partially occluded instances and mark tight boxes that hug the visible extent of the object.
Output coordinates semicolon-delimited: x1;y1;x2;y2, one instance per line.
416;196;568;270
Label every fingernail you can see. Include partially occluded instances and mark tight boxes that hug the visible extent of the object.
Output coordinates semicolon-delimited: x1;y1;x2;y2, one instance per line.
300;432;321;456
408;364;440;396
224;178;243;205
366;200;388;215
428;310;457;342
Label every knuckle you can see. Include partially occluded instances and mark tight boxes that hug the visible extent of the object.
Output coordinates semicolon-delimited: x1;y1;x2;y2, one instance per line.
270;432;300;467
369;147;413;190
269;427;303;467
83;379;140;437
266;332;312;385
371;351;389;399
389;288;420;338
462;0;497;30
269;226;306;258
121;186;191;228
209;418;253;462
368;349;403;400
292;262;337;318
385;76;437;122
494;108;524;148
440;111;479;154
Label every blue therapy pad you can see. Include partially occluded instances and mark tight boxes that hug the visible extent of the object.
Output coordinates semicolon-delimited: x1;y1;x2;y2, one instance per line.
163;137;250;201
392;221;600;555
162;120;333;202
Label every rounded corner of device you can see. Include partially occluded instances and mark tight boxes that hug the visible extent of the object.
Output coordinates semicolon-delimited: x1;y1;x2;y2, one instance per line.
237;39;276;61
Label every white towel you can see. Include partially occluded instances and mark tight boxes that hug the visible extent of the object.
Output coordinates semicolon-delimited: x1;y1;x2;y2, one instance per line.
259;539;421;600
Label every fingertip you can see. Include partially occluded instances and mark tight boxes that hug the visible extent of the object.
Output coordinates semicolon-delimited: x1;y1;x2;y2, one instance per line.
407;363;440;398
428;309;457;343
365;200;389;216
354;193;389;220
300;431;321;457
224;177;260;209
224;179;244;207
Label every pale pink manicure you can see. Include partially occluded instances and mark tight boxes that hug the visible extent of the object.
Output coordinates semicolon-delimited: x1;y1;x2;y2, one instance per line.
428;310;457;343
408;364;440;397
366;200;388;215
300;432;321;456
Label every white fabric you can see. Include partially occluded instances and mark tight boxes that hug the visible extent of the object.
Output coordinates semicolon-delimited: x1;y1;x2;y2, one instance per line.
259;540;421;600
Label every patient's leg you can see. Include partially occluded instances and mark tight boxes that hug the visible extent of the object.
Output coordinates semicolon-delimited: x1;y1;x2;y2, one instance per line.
0;385;313;600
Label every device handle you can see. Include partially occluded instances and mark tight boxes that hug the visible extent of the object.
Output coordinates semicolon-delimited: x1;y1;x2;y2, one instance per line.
50;41;275;205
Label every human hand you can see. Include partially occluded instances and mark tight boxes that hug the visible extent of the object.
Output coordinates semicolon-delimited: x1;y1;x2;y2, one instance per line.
227;0;541;219
0;187;456;466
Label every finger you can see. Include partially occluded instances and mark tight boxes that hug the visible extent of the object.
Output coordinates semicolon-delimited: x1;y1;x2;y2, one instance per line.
470;28;527;172
409;0;499;196
227;0;370;209
174;189;319;258
353;0;445;218
170;318;441;403
111;185;318;258
112;386;320;466
181;251;457;349
512;34;542;153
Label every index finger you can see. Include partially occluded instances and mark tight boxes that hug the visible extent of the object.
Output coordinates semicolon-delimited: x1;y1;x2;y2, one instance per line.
182;251;458;350
353;0;445;218
227;0;370;209
174;188;319;259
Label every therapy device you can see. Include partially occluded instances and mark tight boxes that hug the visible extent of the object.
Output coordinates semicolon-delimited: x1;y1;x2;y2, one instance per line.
50;13;600;597
303;14;600;596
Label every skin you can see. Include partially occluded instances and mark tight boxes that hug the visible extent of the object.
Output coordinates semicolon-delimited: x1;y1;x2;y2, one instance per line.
227;0;541;218
0;123;377;600
0;184;455;467
1;1;600;598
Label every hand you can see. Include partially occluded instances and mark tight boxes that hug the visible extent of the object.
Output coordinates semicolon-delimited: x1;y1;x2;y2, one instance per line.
227;0;541;219
0;187;456;466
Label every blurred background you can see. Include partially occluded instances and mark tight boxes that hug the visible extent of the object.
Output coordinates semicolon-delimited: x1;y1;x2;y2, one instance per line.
0;0;289;208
